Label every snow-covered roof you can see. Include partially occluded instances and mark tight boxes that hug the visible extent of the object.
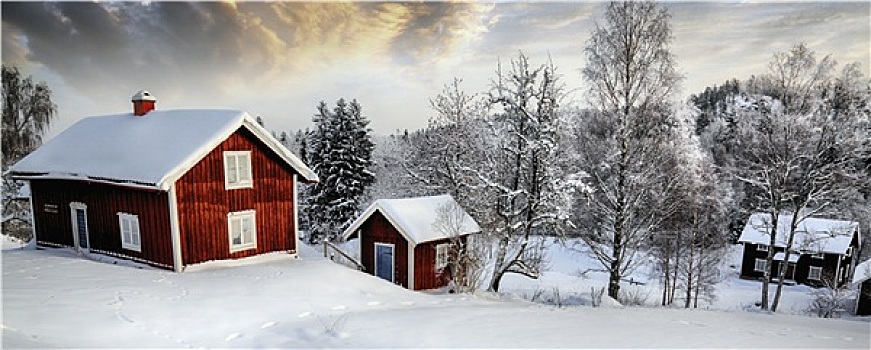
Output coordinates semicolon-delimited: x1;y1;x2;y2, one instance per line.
853;260;871;285
737;213;859;255
772;252;799;263
342;194;481;245
10;109;317;190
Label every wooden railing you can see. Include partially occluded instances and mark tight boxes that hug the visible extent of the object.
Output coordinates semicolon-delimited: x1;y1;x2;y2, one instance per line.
323;241;364;271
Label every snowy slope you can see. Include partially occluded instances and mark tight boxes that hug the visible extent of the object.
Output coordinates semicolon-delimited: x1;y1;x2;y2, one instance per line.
3;243;869;348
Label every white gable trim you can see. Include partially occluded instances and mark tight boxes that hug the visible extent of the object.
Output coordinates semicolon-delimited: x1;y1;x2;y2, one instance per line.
342;203;420;247
156;114;316;191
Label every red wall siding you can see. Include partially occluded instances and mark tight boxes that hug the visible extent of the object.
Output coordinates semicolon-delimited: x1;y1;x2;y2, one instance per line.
175;127;298;266
360;211;409;288
29;179;174;268
414;238;453;290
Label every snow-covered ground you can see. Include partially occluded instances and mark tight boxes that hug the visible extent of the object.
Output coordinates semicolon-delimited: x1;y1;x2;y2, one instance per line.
3;239;869;348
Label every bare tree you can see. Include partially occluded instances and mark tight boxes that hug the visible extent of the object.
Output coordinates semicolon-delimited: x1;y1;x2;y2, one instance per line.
578;0;681;299
433;201;486;293
729;44;870;311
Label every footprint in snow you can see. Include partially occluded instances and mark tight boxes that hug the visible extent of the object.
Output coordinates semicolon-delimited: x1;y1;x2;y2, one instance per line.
261;321;276;329
331;305;347;310
225;333;242;342
366;301;383;306
298;312;312;318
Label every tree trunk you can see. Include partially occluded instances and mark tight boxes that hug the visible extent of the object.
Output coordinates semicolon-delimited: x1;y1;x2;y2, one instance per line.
772;210;801;312
487;235;510;292
760;209;779;311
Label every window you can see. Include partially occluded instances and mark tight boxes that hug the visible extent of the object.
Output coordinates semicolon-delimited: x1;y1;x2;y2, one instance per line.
811;252;824;259
224;151;253;189
436;243;449;269
228;210;256;253
808;266;822;280
754;258;767;273
757;244;768;252
118;213;141;252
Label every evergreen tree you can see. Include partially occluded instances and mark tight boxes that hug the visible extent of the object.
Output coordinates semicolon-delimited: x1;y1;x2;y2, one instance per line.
306;99;375;243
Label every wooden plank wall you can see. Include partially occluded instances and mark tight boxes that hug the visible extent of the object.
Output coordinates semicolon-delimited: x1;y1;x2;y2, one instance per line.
413;238;453;290
29;179;174;267
360;211;409;288
175;127;298;265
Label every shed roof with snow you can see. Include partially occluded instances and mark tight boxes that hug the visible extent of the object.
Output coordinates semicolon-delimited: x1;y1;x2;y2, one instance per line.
342;194;481;244
853;260;871;285
10;109;317;190
737;213;859;255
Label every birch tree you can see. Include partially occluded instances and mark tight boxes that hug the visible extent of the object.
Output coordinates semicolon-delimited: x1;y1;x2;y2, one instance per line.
578;0;681;299
2;65;56;236
729;44;870;311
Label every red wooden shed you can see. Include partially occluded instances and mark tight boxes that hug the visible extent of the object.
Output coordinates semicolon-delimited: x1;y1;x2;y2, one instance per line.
341;195;480;291
9;91;318;271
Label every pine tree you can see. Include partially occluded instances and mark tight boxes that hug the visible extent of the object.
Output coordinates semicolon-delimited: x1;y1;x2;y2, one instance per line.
306;99;375;243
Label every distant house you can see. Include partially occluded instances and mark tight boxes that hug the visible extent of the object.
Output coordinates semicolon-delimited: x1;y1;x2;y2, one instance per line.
9;91;318;271
853;260;871;316
737;213;860;287
341;195;481;291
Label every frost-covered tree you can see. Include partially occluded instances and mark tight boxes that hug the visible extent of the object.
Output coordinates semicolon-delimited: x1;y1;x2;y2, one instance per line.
2;65;56;237
727;44;870;311
306;99;375;243
406;53;574;292
482;52;572;292
577;0;681;299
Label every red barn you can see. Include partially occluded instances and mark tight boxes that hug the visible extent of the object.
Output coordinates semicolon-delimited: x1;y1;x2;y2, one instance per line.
9;91;317;271
342;195;480;291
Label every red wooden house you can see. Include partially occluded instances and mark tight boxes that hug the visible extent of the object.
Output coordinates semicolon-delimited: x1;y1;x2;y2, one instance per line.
737;213;860;287
341;195;480;291
9;91;317;271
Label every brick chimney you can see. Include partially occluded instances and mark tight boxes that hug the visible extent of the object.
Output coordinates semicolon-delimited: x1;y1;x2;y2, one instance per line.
132;90;156;116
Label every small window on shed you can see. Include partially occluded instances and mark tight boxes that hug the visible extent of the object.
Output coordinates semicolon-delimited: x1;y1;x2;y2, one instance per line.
757;244;768;252
808;266;823;280
224;151;253;189
436;243;449;269
812;252;824;259
754;258;767;273
228;210;257;253
118;213;141;252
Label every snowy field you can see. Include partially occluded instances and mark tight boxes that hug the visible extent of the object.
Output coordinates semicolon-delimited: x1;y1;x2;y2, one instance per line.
2;236;869;348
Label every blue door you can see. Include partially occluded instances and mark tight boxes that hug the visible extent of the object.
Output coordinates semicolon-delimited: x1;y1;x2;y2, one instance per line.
375;244;394;282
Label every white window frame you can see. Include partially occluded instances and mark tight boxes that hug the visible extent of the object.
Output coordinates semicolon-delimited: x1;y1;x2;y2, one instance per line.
811;252;824;259
224;151;253;190
117;213;142;252
808;266;823;281
757;244;768;252
435;243;449;270
228;210;257;253
754;258;767;273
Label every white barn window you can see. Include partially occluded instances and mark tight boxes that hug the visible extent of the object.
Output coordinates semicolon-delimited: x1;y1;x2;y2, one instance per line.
754;258;767;273
224;151;253;189
228;210;257;253
757;244;768;252
808;266;823;280
435;243;449;269
118;213;141;252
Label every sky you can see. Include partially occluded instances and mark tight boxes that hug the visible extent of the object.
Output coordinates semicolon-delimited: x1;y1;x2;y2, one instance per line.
2;1;869;140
